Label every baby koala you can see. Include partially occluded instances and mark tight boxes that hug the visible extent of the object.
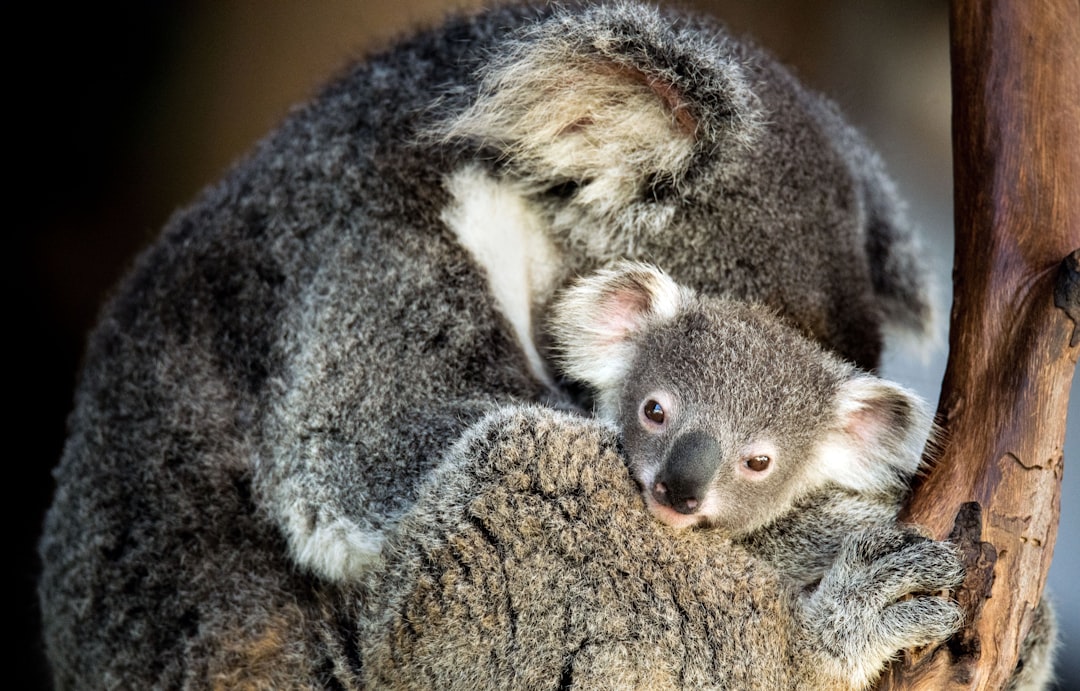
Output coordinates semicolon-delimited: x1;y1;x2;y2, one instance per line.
548;262;934;563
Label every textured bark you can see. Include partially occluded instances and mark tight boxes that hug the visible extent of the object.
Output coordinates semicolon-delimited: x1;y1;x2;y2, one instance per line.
876;0;1079;689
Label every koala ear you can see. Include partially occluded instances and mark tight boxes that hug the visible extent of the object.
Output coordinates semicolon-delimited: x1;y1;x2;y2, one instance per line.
814;375;935;496
436;4;761;214
548;261;687;400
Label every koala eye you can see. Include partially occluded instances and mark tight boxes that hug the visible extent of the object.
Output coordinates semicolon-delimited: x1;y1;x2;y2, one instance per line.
744;455;771;473
642;399;666;425
638;392;674;431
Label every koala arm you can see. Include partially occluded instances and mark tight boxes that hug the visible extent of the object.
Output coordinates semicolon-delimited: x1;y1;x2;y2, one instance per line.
734;489;901;586
358;405;965;690
253;227;555;583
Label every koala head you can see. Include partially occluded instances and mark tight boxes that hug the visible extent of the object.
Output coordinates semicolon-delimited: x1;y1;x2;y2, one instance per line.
548;262;934;535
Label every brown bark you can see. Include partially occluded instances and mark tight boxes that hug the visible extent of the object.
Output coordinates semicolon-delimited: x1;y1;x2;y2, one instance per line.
876;1;1079;689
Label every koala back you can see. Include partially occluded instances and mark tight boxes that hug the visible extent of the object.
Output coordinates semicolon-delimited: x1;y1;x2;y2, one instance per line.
361;408;810;690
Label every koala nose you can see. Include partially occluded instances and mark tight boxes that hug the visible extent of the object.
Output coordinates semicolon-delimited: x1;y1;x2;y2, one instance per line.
652;431;720;515
651;480;700;514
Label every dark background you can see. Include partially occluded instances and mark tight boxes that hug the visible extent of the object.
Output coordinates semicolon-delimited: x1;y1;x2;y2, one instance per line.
14;2;1076;688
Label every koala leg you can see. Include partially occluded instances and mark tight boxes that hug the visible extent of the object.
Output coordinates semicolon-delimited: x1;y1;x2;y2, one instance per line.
799;525;965;690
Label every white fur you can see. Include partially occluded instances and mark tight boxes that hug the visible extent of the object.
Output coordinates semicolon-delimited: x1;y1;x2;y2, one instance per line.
441;166;562;388
549;262;688;417
811;438;888;495
284;504;385;582
631;263;685;322
809;376;932;495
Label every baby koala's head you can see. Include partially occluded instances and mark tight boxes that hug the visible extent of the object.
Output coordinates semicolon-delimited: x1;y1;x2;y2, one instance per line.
548;261;933;535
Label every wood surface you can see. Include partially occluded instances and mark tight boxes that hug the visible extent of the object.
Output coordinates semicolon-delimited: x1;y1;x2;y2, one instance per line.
876;0;1079;688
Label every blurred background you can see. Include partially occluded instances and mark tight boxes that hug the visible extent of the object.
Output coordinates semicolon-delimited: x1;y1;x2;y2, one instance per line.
14;1;1074;688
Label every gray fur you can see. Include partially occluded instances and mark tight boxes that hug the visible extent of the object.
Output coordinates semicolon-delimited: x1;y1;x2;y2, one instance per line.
548;261;933;577
549;262;1057;685
38;1;982;688
549;261;1058;686
1006;597;1061;691
360;407;963;690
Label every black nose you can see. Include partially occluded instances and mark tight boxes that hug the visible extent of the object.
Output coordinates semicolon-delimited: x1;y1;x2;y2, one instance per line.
651;480;700;514
652;431;720;514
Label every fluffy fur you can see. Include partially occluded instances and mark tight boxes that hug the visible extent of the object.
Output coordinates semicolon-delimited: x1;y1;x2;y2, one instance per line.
360;407;963;690
38;2;1033;689
547;262;932;538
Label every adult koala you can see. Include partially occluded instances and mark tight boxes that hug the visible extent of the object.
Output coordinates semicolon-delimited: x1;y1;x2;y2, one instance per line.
39;1;965;689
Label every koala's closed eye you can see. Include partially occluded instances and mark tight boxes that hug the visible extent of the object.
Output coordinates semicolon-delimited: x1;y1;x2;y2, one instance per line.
544;180;583;200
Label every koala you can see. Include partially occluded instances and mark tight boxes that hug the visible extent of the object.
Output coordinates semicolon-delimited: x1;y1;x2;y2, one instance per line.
549;261;933;583
547;263;1058;689
38;1;973;688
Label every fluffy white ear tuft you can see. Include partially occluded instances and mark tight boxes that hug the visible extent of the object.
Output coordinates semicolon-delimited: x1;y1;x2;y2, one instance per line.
814;375;935;496
547;262;687;412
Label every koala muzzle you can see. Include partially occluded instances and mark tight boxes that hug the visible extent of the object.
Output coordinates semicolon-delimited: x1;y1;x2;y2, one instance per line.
651;431;720;514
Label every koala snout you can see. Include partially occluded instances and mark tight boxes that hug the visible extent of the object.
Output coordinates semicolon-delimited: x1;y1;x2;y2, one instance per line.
651;431;720;515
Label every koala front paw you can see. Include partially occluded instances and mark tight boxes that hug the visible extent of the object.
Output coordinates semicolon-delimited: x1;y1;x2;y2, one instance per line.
803;525;965;690
281;501;385;582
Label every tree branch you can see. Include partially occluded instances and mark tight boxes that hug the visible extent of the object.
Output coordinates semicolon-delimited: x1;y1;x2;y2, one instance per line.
876;1;1079;689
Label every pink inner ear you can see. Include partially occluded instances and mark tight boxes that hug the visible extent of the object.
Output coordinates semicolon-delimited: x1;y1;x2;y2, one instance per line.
592;61;699;138
594;288;652;347
645;76;697;136
844;406;886;448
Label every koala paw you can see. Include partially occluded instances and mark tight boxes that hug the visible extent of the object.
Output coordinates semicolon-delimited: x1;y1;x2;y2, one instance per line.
282;503;385;582
802;525;965;689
